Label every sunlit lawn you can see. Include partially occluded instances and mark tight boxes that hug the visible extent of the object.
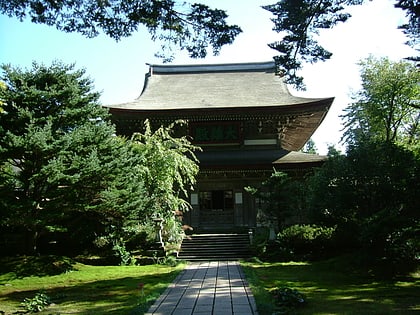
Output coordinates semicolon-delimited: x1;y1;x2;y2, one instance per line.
242;258;420;315
0;258;185;315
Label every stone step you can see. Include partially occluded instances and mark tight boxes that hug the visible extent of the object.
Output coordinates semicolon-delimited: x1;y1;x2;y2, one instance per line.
178;233;252;261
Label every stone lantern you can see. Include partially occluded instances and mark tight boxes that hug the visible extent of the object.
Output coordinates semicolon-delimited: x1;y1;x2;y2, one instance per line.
153;217;164;250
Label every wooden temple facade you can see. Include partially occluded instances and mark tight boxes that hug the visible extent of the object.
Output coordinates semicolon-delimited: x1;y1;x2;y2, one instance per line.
105;61;334;232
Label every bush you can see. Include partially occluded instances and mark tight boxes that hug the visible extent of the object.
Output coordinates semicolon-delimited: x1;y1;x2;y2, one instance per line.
276;224;336;261
360;225;419;278
21;291;51;313
9;255;76;277
250;227;270;257
271;287;306;314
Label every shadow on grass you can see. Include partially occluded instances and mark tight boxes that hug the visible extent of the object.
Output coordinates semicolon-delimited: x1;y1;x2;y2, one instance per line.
242;259;420;315
0;269;180;315
0;255;77;279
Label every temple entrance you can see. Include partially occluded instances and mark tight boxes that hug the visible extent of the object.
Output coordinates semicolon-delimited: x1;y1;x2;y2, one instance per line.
199;190;234;229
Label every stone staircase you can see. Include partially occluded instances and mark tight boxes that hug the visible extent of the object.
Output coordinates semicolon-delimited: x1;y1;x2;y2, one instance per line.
177;233;252;261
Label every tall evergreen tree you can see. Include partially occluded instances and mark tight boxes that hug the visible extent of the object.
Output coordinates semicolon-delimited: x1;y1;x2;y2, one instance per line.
0;62;200;255
0;62;129;254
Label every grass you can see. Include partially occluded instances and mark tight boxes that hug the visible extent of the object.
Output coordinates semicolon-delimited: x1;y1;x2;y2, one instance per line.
241;257;420;315
0;256;185;315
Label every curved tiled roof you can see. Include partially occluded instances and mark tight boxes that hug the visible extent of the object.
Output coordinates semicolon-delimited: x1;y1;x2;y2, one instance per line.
106;61;334;151
106;61;331;110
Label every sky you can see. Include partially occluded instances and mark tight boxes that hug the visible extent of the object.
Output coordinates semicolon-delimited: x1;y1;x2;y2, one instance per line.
0;0;416;154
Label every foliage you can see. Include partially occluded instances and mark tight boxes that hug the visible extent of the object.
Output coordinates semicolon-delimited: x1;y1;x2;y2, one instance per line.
91;121;199;264
264;1;418;89
112;239;137;266
395;0;420;51
0;0;241;62
161;215;185;256
0;62;199;258
0;61;121;254
342;56;420;147
308;140;420;276
21;291;51;313
1;1;417;87
0;255;76;278
301;138;317;154
271;287;306;315
131;120;199;220
263;0;364;89
276;224;336;261
246;171;309;229
0;80;5;112
249;227;271;258
308;58;419;276
159;255;179;267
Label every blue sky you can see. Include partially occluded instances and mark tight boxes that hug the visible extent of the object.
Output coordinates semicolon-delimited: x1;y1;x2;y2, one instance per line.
0;0;415;154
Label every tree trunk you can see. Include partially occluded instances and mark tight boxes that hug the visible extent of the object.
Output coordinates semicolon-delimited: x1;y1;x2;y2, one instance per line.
25;229;40;255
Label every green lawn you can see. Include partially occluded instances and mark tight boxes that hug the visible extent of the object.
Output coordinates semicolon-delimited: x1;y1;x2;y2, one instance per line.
0;257;185;315
241;258;420;315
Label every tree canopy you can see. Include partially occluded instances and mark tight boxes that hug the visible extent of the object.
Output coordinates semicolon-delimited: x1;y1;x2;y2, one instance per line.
264;0;419;88
0;62;199;256
0;0;242;62
0;61;121;253
1;1;417;88
307;140;419;275
342;56;420;149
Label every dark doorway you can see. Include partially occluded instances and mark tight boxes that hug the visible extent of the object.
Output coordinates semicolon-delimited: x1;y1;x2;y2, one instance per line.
199;190;234;229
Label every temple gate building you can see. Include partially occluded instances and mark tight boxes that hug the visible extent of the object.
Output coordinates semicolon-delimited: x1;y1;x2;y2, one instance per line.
105;61;334;233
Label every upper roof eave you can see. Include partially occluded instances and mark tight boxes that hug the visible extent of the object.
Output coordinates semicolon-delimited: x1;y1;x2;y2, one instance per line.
106;97;334;117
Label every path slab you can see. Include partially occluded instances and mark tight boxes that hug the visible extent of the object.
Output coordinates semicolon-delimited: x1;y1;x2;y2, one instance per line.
145;261;258;315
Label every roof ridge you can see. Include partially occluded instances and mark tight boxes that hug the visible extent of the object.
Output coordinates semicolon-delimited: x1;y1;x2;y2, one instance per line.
147;61;276;74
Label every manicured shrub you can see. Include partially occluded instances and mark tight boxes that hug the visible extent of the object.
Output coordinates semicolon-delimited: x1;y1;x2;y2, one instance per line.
276;224;336;261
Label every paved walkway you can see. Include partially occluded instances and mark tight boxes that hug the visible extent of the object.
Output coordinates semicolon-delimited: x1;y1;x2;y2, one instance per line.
145;261;259;315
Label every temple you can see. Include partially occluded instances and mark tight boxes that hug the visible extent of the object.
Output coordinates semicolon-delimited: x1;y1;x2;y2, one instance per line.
105;61;334;232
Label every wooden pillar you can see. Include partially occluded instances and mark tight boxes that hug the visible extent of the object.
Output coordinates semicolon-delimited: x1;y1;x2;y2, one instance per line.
234;191;244;226
190;193;200;228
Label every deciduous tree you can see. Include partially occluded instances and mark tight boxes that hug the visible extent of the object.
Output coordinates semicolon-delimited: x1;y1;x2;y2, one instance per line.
342;56;420;149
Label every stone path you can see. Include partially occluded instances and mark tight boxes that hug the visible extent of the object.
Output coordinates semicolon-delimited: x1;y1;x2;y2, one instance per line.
145;261;258;315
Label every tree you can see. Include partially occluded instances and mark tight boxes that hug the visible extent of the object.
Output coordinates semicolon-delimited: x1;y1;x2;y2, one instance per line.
0;62;126;254
395;0;419;56
0;0;242;62
0;62;200;256
308;141;419;275
130;120;199;220
342;56;420;148
0;81;5;112
247;171;309;230
301;138;318;154
2;1;417;87
264;0;419;89
264;0;363;88
92;121;199;263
